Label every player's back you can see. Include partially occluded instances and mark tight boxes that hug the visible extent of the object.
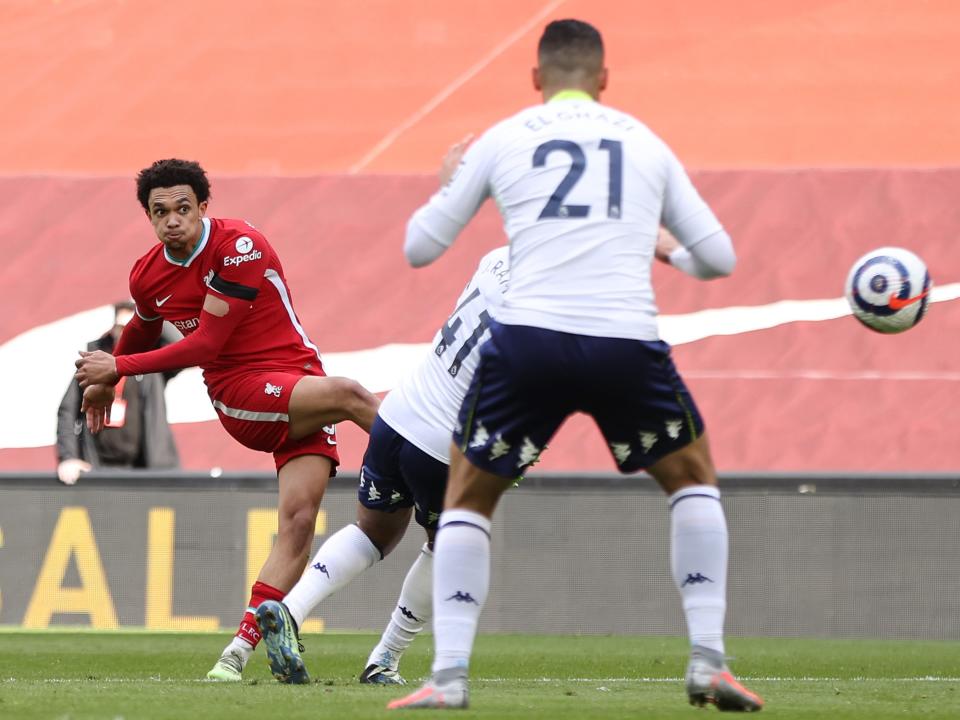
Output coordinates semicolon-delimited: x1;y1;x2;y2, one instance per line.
483;95;715;341
379;247;509;463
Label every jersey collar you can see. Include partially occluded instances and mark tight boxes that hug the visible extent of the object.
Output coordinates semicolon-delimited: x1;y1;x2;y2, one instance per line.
548;89;594;103
163;217;210;267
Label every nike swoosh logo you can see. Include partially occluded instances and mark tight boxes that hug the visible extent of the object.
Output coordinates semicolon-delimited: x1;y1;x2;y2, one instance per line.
155;294;173;307
888;289;929;311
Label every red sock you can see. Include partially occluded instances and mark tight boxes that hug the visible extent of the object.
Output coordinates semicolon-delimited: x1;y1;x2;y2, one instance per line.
235;581;285;648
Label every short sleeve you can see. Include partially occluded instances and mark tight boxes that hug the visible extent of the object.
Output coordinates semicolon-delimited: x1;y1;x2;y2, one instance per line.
208;229;269;301
129;257;161;321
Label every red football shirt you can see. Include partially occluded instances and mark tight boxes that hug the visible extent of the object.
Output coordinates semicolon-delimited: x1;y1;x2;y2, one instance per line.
121;217;322;391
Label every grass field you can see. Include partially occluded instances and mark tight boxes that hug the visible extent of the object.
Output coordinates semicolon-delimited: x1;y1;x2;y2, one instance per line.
1;632;958;719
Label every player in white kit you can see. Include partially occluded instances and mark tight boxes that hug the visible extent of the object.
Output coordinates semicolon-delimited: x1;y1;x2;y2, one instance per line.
389;19;763;712
255;248;510;685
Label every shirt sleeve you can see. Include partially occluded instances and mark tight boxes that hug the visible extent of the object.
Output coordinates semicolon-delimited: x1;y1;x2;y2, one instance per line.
661;148;725;249
667;230;736;279
115;294;252;377
113;312;164;356
404;131;496;267
207;229;269;301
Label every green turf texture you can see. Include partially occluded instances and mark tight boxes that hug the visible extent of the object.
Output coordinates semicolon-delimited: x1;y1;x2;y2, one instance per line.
1;632;957;719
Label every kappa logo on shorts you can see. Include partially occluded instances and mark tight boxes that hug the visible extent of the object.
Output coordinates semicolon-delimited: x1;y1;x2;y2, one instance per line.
390;490;403;504
665;419;683;440
489;435;511;460
610;442;632;465
264;382;282;398
517;437;542;468
640;431;659;453
469;421;490;449
367;481;381;502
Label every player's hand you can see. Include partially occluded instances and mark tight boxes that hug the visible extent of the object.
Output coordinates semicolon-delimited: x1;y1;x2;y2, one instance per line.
75;350;119;389
57;458;92;485
81;383;115;434
655;229;681;265
439;133;475;186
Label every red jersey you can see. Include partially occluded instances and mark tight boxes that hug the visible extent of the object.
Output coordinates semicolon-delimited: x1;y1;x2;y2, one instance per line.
124;217;322;390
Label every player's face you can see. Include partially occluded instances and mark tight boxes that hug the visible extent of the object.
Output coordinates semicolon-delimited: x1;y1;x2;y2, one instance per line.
146;185;208;260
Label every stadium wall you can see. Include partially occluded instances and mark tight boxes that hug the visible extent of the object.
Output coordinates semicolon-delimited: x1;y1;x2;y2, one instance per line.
3;169;960;475
1;472;957;640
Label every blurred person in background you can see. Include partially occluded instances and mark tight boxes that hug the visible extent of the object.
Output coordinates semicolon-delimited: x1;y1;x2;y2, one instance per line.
55;300;180;485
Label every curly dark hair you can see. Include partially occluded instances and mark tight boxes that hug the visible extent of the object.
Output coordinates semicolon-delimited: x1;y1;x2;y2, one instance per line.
136;158;211;211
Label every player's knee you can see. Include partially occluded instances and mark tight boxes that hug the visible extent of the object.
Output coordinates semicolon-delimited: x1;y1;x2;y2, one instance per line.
649;439;716;493
351;378;377;407
337;377;378;426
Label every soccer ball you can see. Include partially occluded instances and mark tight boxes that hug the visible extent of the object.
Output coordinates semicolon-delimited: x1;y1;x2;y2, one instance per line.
844;247;932;333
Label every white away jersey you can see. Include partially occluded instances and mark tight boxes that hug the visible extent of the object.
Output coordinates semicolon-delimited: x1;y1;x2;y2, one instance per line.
408;95;724;341
379;247;509;463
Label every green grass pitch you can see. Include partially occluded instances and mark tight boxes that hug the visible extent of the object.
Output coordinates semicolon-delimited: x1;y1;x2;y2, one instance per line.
1;632;957;719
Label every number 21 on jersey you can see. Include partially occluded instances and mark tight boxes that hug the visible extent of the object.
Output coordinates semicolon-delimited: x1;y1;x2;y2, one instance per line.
534;139;623;220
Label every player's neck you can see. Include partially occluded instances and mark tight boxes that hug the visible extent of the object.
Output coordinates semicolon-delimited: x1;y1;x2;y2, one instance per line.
545;88;596;103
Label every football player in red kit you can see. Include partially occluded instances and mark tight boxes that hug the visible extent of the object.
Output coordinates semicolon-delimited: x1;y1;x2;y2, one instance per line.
74;158;380;681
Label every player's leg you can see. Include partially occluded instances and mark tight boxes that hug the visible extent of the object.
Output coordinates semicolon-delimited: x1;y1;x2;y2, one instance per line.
363;437;449;685
205;371;342;682
207;453;331;682
251;452;333;683
263;414;423;683
259;502;405;684
287;375;379;437
595;338;761;711
387;448;512;710
647;436;762;711
361;534;434;686
281;503;407;631
389;323;563;710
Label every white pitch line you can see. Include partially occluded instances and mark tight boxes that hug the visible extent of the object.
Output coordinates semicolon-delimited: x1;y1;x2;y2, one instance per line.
348;0;567;174
5;676;959;684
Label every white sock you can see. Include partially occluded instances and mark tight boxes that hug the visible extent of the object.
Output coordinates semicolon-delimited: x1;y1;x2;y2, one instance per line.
367;543;434;670
283;523;381;629
224;636;254;667
431;509;491;674
669;485;728;655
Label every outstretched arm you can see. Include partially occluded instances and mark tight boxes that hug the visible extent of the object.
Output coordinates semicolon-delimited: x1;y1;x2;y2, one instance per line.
114;311;164;356
404;132;492;268
659;147;735;280
75;292;251;387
